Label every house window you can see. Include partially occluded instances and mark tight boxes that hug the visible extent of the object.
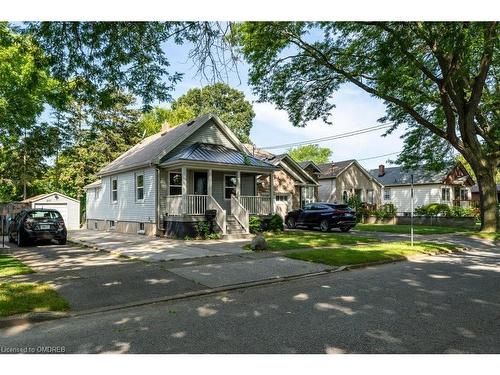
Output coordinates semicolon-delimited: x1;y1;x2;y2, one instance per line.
275;194;289;202
111;178;118;203
109;220;116;229
366;189;374;204
169;172;182;195
301;186;315;207
138;222;145;233
342;191;348;203
460;188;469;201
94;221;98;229
442;187;451;202
384;188;391;201
354;189;362;201
95;187;100;200
224;175;237;199
136;173;144;201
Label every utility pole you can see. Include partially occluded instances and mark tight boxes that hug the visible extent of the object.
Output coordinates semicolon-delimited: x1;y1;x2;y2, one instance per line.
410;174;414;247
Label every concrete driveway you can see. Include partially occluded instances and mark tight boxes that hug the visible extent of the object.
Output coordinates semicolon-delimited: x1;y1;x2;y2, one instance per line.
1;237;498;353
69;229;249;261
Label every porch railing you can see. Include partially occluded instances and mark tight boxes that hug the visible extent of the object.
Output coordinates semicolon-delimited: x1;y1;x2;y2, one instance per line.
231;195;249;234
208;196;226;235
240;196;272;215
185;194;208;215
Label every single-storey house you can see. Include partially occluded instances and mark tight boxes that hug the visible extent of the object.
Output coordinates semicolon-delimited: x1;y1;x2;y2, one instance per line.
317;159;383;205
84;114;279;238
369;164;475;215
21;192;81;230
245;146;319;216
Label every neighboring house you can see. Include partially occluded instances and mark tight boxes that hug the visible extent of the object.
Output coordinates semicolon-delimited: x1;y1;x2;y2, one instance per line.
298;161;322;182
245;147;319;216
84;114;278;238
317;160;383;205
21;192;81;230
369;164;475;214
471;184;500;207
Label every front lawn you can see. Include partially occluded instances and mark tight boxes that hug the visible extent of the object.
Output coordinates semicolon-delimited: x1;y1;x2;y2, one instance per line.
244;230;379;250
285;241;457;266
356;224;473;235
0;254;34;277
0;282;70;317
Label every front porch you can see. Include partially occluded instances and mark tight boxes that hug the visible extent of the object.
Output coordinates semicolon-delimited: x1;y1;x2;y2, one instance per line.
160;165;276;236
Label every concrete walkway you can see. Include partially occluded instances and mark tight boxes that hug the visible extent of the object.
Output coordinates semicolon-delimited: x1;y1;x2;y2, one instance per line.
68;229;249;261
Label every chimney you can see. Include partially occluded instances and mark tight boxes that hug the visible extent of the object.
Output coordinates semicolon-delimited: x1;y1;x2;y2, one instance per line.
378;164;385;177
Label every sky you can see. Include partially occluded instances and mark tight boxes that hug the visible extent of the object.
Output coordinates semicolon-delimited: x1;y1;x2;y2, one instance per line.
155;38;407;171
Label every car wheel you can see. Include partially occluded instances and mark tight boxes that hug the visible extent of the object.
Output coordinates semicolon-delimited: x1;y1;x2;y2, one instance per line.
287;217;296;229
340;226;351;233
320;220;330;232
17;232;25;247
58;237;67;245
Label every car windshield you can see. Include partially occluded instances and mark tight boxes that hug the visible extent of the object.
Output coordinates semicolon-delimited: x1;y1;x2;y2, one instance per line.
324;204;350;210
26;210;62;220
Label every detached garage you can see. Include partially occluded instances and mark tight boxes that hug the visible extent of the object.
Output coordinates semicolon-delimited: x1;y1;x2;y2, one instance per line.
22;192;80;230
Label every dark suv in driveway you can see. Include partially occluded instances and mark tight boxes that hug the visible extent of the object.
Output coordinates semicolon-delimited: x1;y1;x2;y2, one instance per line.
285;203;357;232
8;209;67;247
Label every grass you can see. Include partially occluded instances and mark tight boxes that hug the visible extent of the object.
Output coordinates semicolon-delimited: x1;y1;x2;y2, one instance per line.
356;224;474;235
0;282;70;317
0;254;34;277
244;230;379;250
285;241;457;267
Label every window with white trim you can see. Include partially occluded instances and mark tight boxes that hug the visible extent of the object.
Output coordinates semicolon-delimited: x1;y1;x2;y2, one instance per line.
384;188;391;201
139;222;145;231
301;186;315;207
111;178;118;203
460;188;469;201
109;220;115;229
366;189;374;204
441;187;451;202
224;175;237;199
275;194;289;202
95;187;100;200
169;172;182;195
136;173;144;201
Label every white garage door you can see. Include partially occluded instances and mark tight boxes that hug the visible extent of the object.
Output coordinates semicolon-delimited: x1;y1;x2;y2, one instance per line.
34;203;68;225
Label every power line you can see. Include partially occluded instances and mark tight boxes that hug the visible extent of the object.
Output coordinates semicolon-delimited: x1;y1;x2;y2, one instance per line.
262;123;394;150
357;151;401;161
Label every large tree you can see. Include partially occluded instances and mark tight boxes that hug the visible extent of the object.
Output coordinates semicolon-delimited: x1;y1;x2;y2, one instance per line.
172;83;255;142
234;22;499;232
288;144;332;164
139;83;255;142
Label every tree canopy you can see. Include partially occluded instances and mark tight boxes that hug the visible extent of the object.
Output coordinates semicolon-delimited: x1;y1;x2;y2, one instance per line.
288;144;332;164
234;22;499;231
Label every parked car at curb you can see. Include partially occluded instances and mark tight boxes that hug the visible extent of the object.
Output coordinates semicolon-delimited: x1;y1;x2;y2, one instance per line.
285;203;356;232
8;209;67;247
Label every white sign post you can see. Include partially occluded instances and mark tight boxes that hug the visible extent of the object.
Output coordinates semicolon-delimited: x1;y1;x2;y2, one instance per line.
410;174;414;247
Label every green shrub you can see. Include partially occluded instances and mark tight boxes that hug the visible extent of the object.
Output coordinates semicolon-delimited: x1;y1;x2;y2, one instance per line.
382;203;397;218
415;203;477;218
268;214;284;232
194;221;211;239
249;216;262;234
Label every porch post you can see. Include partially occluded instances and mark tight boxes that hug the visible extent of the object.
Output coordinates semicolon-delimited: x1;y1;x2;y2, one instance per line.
207;169;212;197
236;170;241;199
181;166;187;214
270;171;275;214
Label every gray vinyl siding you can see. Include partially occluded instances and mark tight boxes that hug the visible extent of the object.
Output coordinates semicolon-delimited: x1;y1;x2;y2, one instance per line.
163;119;237;162
86;167;157;223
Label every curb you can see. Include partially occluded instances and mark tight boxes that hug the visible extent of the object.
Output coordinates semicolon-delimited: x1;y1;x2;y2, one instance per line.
0;311;70;329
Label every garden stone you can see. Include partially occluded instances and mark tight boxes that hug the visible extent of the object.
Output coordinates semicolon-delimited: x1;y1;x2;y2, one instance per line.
251;235;268;251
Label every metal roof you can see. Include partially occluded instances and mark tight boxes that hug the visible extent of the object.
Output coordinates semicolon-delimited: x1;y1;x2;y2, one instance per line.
162;143;277;169
368;166;448;186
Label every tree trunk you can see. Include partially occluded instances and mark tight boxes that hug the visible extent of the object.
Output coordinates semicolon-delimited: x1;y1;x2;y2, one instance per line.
476;167;499;232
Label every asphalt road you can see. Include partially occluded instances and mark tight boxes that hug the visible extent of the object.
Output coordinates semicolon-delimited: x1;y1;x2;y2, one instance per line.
1;238;499;353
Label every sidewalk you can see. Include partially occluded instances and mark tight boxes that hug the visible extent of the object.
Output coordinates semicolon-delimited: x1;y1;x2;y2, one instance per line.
68;229;250;261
